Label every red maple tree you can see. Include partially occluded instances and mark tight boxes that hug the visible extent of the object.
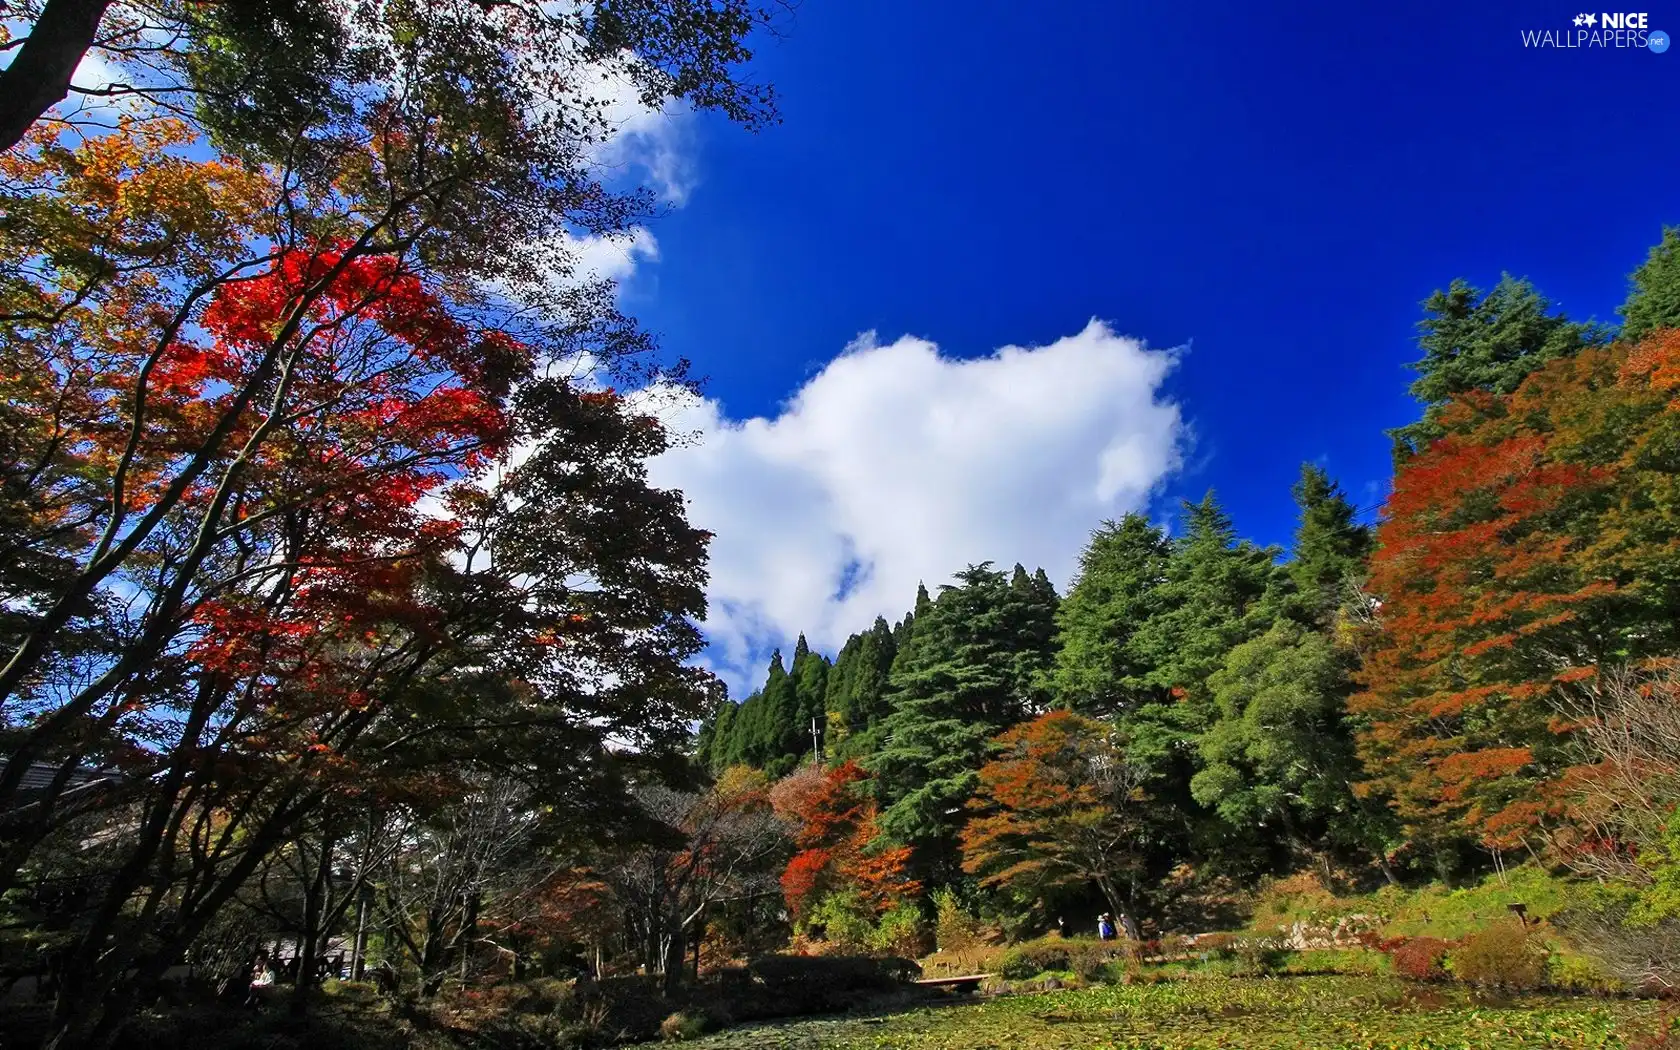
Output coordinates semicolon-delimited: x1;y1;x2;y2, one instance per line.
769;761;918;920
1355;329;1680;850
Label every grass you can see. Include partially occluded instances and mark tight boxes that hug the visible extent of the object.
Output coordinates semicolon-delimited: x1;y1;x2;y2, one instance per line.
658;974;1668;1049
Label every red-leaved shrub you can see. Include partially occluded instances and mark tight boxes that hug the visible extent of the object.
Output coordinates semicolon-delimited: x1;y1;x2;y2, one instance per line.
1388;936;1455;980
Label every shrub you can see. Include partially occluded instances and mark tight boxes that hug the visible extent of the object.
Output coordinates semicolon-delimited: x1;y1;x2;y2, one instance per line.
659;1011;707;1042
998;940;1070;979
1449;922;1547;990
742;953;913;1016
1196;933;1240;959
869;899;932;958
1549;951;1626;996
932;887;983;956
1231;936;1291;974
1389;936;1455;981
807;891;875;952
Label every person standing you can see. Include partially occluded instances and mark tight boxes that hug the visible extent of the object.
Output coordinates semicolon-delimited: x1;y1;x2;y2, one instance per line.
1098;913;1115;941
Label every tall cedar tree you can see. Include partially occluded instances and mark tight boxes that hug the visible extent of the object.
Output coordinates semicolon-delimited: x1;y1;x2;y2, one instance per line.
1192;467;1393;873
1355;330;1680;853
1621;227;1680;343
1389;275;1606;460
1285;464;1374;625
1051;514;1173;716
1123;493;1283;765
825;616;898;755
866;564;1059;872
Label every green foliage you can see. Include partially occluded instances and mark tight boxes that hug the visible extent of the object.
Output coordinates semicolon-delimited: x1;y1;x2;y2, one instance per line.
1125;492;1282;749
1390;274;1607;458
1284;464;1372;625
1621;226;1680;342
868;563;1060;859
805;891;877;952
869;900;932;958
826;617;898;754
1051;514;1174;716
932;887;984;957
661;975;1663;1049
1195;621;1362;836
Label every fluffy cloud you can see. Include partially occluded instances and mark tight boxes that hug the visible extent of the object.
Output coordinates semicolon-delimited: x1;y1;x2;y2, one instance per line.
645;321;1186;695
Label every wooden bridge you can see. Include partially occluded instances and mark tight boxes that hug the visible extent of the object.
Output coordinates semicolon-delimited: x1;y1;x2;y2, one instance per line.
913;973;993;995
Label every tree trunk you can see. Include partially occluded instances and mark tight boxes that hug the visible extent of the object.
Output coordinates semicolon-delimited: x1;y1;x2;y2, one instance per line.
0;0;115;154
662;919;686;997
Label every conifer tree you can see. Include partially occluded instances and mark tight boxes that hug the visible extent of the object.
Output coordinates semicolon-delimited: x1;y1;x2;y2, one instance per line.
867;565;1058;870
1051;514;1173;716
1127;492;1283;741
1621;227;1680;342
1285;464;1372;626
1390;275;1605;459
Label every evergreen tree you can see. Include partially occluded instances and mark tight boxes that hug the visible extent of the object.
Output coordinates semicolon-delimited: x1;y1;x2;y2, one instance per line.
1621;227;1680;343
1285;464;1372;626
1389;275;1605;459
867;564;1058;870
826;616;897;753
1194;620;1397;878
1051;514;1173;716
1008;563;1061;712
1128;492;1282;734
790;634;830;761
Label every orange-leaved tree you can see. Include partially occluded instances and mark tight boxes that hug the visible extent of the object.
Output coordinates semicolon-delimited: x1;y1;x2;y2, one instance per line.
769;760;918;923
1354;328;1680;857
960;710;1151;939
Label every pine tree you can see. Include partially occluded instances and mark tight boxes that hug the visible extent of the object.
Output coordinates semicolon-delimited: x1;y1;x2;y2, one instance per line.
1051;514;1173;716
867;565;1058;870
790;634;830;761
1128;492;1282;733
1285;464;1372;626
1622;227;1680;343
826;616;897;754
1389;275;1605;459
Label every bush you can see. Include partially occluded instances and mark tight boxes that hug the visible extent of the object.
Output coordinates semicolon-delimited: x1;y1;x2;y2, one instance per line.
1231;935;1291;974
1549;951;1626;996
998;940;1070;979
1388;936;1455;981
659;1011;707;1042
741;953;913;1016
1448;922;1547;990
932;887;983;956
869;900;931;958
806;891;875;952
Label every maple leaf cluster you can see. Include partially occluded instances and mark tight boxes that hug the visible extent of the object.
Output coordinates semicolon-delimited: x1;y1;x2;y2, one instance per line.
769;761;919;920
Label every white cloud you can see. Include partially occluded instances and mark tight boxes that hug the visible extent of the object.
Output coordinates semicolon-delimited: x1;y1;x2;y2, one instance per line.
569;227;660;285
645;320;1186;695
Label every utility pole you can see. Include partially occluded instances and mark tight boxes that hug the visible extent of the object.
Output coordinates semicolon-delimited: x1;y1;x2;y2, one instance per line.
810;716;823;763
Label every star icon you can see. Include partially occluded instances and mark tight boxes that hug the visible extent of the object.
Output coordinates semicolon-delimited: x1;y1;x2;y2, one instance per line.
1585;12;1598;25
1574;13;1586;24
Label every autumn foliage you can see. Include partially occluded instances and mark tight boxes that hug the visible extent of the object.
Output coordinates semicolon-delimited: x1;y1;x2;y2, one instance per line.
961;711;1149;928
1355;329;1680;847
769;761;917;920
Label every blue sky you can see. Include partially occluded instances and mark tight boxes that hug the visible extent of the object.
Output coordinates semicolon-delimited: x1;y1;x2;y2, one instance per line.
611;0;1678;690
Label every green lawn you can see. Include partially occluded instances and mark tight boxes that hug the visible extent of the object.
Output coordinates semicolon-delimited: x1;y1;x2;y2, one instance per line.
670;975;1665;1049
